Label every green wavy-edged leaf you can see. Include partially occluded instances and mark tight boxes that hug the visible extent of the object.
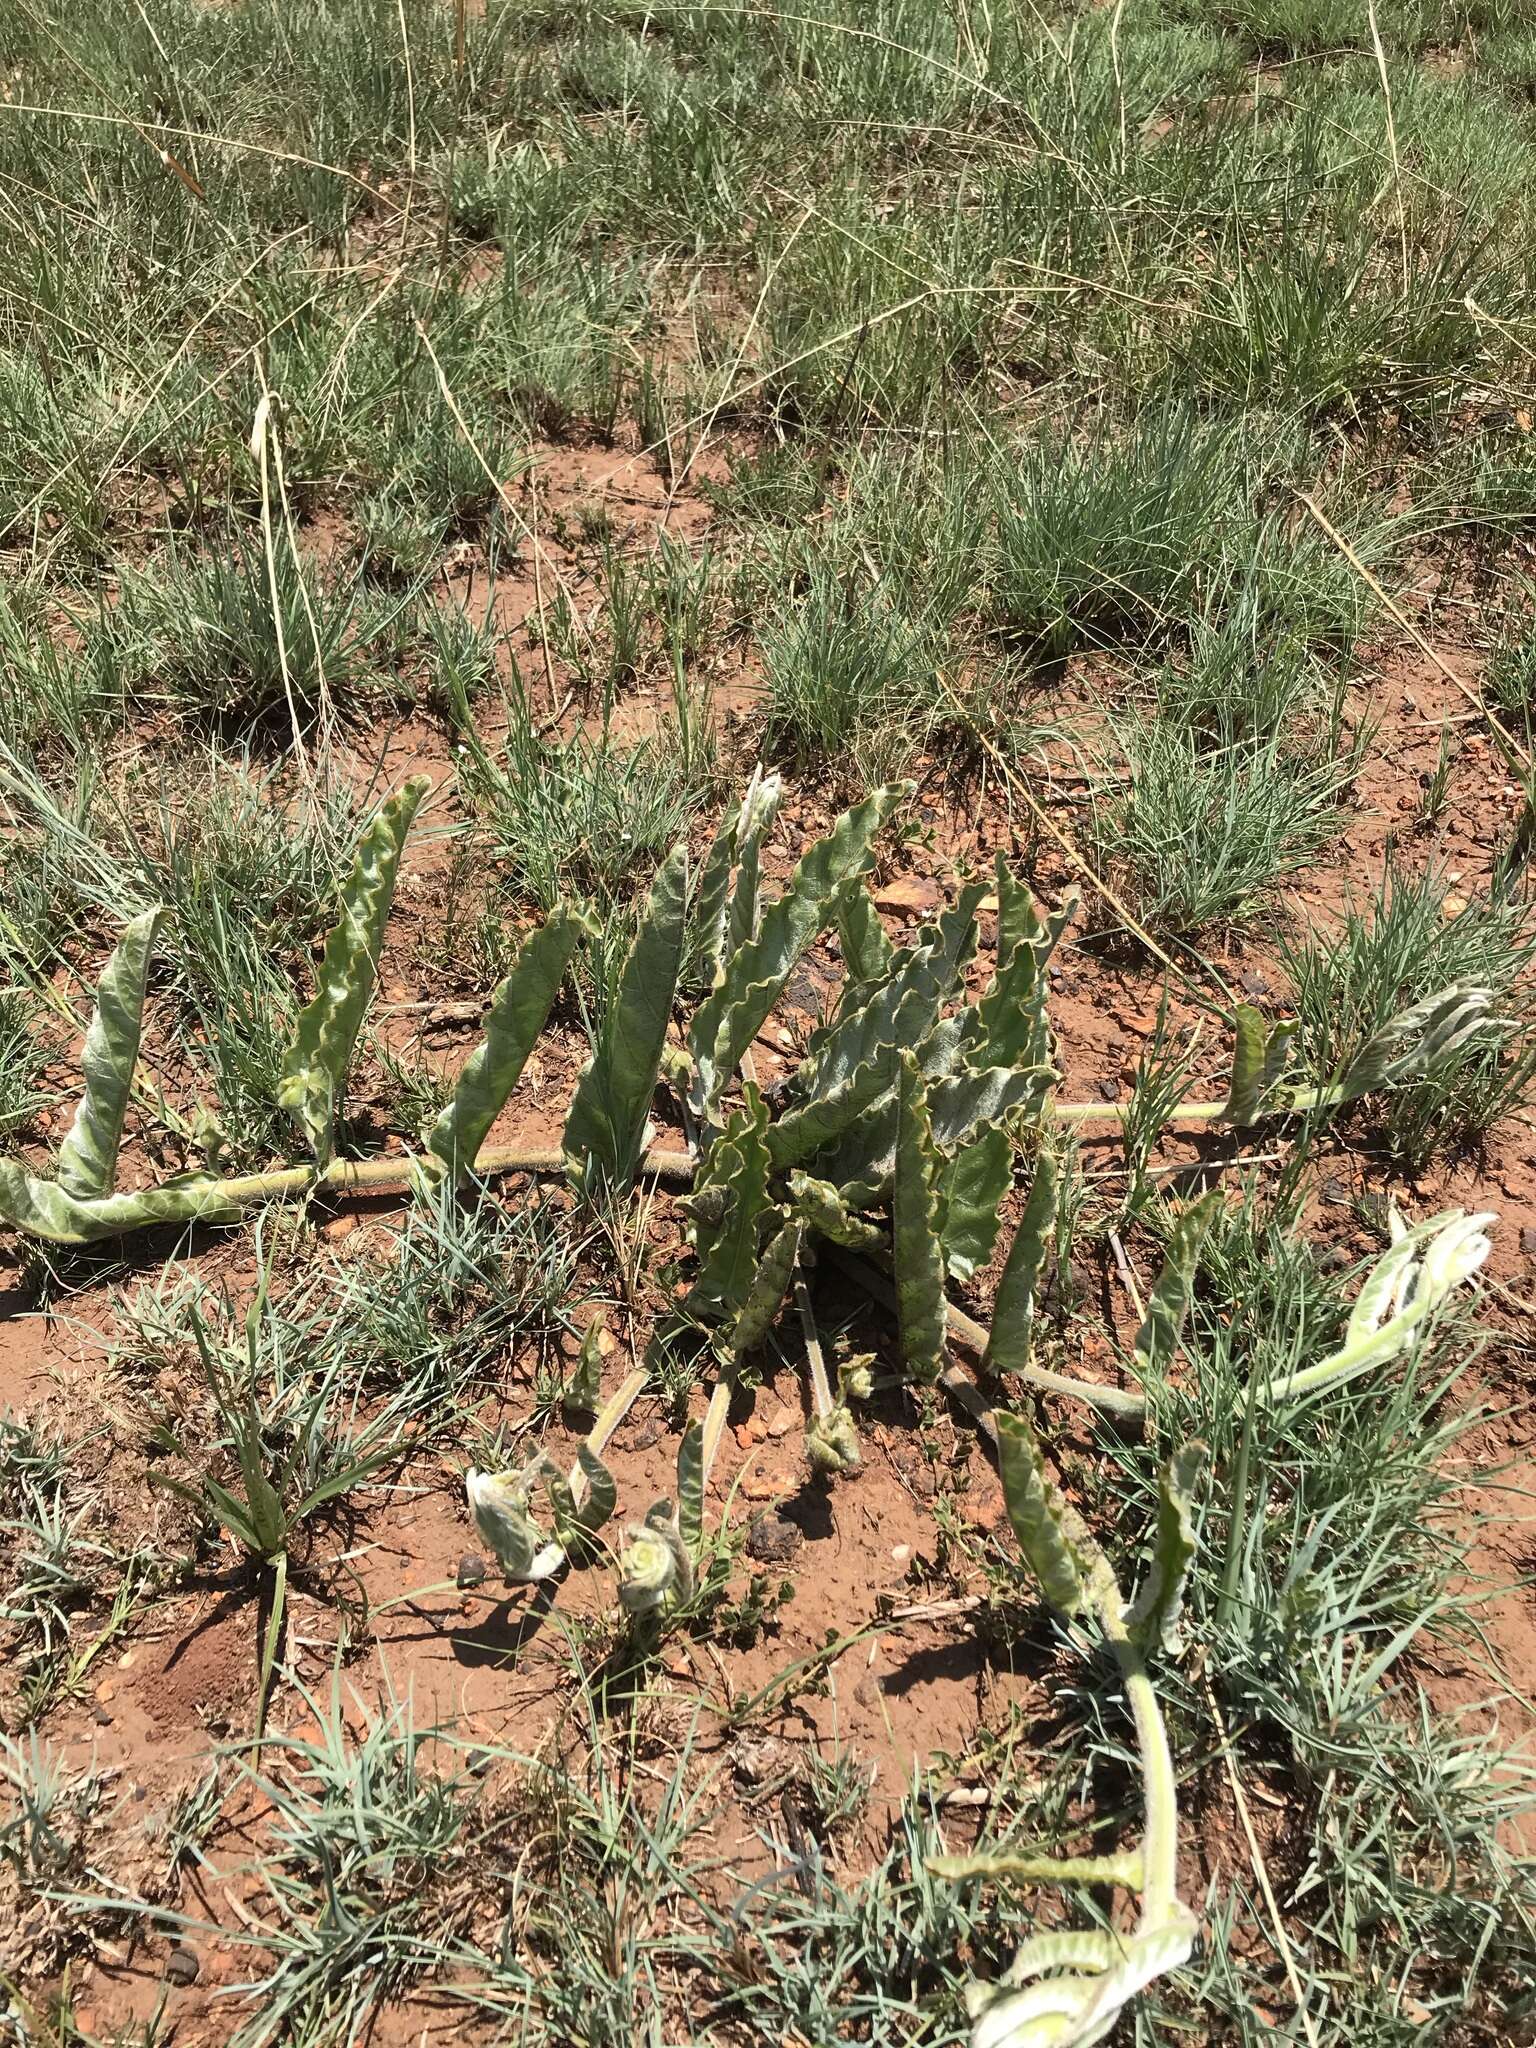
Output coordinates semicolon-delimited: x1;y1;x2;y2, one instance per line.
426;906;587;1182
725;768;783;962
1222;1007;1297;1126
790;939;950;1104
941;1125;1012;1281
893;1050;947;1384
0;1161;242;1244
1221;1005;1266;1127
57;906;165;1198
278;775;430;1164
767;986;938;1171
566;1318;605;1415
929;880;989;981
688;783;908;1122
995;1408;1114;1618
788;1172;884;1252
677;1417;705;1552
729;1212;801;1359
966;865;1076;1072
687;1084;772;1317
982;1148;1058;1378
564;841;689;1193
928;1062;1052;1153
808;1010;971;1197
835;881;892;987
1132;1191;1220;1382
1128;1440;1207;1655
548;1440;619;1547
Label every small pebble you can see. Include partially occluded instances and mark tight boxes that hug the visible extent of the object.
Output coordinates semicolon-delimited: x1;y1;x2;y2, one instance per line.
456;1553;487;1590
164;1946;200;1988
746;1510;802;1564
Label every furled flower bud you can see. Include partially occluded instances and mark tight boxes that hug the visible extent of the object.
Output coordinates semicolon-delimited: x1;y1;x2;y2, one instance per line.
806;1404;861;1474
465;1468;565;1583
617;1506;694;1618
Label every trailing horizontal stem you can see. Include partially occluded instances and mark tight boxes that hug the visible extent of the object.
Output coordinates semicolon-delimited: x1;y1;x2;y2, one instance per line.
830;1248;1146;1426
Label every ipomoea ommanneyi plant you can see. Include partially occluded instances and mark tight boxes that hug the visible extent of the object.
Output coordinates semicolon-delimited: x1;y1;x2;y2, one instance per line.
0;772;1499;1455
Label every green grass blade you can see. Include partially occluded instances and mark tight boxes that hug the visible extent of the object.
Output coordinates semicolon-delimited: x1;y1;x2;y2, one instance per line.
278;775;430;1164
57;906;165;1198
564;841;690;1193
688;782;908;1122
892;1049;947;1383
426;905;587;1182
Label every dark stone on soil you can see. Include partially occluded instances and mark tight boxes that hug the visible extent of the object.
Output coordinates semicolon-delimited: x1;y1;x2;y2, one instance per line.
1520;1226;1536;1260
746;1511;803;1564
456;1553;487;1590
165;1946;200;1987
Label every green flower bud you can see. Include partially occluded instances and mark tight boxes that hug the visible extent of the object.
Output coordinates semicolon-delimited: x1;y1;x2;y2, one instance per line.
806;1404;861;1474
465;1468;565;1583
618;1506;694;1617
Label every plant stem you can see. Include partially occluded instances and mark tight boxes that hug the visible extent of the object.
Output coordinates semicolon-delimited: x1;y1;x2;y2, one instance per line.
1101;1602;1180;1927
832;1248;1146;1425
793;1264;835;1420
1051;1085;1341;1128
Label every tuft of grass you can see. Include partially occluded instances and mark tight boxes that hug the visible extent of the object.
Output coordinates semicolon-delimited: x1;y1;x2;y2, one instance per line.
104;538;419;735
1280;862;1535;1161
1091;717;1351;934
760;565;942;782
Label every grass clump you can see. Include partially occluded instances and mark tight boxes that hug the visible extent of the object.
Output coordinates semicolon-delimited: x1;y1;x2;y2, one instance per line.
1281;863;1535;1163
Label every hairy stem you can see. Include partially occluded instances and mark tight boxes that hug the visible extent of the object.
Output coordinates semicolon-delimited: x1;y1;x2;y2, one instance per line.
832;1249;1146;1424
698;1371;734;1497
793;1265;835;1419
1100;1602;1180;1928
1052;1084;1342;1128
